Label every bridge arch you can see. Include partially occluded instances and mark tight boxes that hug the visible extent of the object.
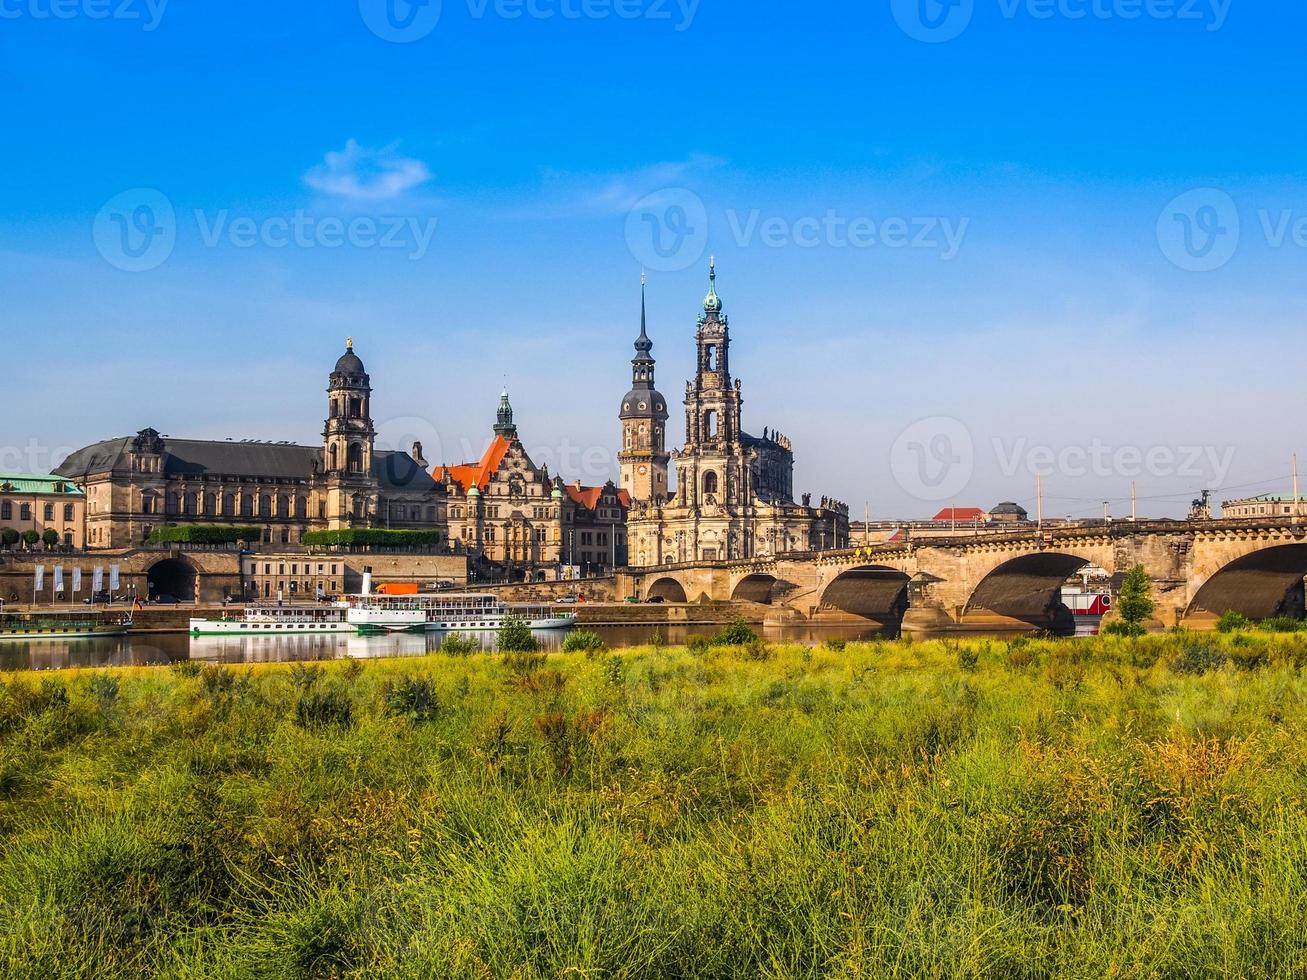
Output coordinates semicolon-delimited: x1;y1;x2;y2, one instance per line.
965;552;1093;635
1186;543;1307;621
732;573;779;604
819;566;911;629
147;556;197;602
647;577;689;603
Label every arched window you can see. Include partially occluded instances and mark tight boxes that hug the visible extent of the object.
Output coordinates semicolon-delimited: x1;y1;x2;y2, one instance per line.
347;443;364;474
703;471;719;496
63;504;74;521
240;494;253;517
259;494;272;517
222;493;236;517
704;411;718;439
328;445;338;471
705;344;717;372
295;497;308;519
277;495;290;518
203;493;215;516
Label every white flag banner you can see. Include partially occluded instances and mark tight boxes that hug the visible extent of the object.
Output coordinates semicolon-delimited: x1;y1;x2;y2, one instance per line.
34;565;45;592
54;567;64;592
93;567;104;593
72;568;82;594
109;565;120;590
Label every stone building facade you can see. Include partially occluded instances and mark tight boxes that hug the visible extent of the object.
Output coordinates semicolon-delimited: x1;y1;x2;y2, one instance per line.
624;262;849;566
54;342;442;550
0;474;86;550
436;392;629;581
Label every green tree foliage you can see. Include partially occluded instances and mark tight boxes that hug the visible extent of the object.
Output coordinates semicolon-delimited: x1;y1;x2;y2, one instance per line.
41;529;59;549
21;530;39;549
0;528;18;549
147;525;262;546
1109;565;1156;637
497;615;540;654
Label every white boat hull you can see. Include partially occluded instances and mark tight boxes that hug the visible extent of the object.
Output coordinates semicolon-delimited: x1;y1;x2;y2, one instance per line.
190;619;357;636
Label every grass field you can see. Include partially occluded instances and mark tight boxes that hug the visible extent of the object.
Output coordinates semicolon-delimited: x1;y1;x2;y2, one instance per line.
2;630;1307;978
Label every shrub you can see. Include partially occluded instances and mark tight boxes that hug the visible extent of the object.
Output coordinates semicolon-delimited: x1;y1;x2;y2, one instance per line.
170;661;202;679
497;615;540;654
715;621;758;646
438;633;480;657
295;690;354;730
383;677;439;722
1116;565;1156;634
1229;644;1270;671
958;646;980;671
0;527;18;549
86;673;119;711
823;638;847;653
1102;620;1146;639
41;528;59;548
687;634;713;654
562;630;607;655
1170;641;1228;676
740;639;773;662
289;664;324;694
1261;617;1307;634
1216;610;1250;633
147;525;261;546
21;529;39;548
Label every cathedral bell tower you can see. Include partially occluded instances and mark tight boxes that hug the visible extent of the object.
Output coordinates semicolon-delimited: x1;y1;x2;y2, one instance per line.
618;274;670;502
321;338;377;526
679;258;746;507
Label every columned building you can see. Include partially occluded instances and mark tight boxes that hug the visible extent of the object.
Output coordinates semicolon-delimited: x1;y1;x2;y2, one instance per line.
624;262;849;567
55;342;442;549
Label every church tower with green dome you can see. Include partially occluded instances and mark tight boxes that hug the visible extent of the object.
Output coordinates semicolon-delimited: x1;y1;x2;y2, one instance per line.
618;273;670;503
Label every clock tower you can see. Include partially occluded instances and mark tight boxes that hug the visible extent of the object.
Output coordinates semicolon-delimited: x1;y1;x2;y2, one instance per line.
618;275;670;503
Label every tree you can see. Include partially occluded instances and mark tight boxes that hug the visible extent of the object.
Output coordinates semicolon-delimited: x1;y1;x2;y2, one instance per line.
41;529;59;550
497;615;540;653
21;530;40;550
0;528;18;550
1107;564;1156;638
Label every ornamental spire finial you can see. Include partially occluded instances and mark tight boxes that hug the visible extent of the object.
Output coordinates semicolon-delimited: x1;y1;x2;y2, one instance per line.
703;257;722;314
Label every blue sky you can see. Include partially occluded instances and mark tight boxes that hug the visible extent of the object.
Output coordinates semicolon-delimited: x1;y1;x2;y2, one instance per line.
2;0;1304;519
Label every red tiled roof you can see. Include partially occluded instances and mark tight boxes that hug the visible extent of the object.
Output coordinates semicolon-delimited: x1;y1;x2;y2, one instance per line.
564;485;631;511
433;436;512;493
932;507;987;523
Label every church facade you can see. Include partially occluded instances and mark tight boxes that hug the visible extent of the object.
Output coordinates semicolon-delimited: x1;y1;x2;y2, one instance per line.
56;342;443;550
623;263;850;567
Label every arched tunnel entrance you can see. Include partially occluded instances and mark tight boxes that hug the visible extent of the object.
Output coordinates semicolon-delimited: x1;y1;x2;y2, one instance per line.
147;558;197;603
966;553;1091;636
647;577;689;603
732;574;779;604
818;566;911;634
1187;544;1307;622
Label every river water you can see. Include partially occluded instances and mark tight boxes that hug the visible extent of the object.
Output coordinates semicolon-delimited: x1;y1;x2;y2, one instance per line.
0;623;894;673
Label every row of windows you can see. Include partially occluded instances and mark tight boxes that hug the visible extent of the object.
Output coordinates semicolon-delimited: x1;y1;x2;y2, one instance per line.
0;502;76;522
249;562;342;577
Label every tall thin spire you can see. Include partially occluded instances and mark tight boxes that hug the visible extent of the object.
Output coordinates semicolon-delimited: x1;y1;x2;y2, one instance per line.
639;269;649;340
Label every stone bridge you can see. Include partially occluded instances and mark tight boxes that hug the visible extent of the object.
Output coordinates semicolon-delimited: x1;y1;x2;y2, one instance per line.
614;519;1307;634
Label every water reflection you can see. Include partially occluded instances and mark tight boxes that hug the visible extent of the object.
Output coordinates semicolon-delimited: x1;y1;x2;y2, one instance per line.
0;623;895;672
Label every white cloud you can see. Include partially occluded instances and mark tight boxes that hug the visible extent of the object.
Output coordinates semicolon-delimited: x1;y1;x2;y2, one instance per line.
304;140;432;203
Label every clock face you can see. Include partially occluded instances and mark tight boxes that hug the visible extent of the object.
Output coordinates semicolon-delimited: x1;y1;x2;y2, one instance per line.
639;401;647;411
639;466;648;475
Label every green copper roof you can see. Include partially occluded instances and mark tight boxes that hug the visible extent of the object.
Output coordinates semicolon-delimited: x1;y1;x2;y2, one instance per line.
0;474;84;496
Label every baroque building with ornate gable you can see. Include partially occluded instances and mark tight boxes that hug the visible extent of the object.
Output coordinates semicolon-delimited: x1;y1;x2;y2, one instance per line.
623;263;849;567
436;391;630;581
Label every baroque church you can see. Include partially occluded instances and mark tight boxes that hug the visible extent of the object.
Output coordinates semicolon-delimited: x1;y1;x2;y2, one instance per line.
622;262;850;567
57;341;441;550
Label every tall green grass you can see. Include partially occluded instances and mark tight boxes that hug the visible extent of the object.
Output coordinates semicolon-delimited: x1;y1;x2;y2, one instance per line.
2;632;1307;977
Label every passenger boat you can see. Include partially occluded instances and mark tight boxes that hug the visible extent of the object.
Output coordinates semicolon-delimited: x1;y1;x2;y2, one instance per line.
346;593;577;634
0;611;132;640
189;603;355;636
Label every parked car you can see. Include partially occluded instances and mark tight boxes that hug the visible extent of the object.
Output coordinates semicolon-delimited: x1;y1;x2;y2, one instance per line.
556;596;579;605
624;596;642;604
645;596;666;604
152;594;180;605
